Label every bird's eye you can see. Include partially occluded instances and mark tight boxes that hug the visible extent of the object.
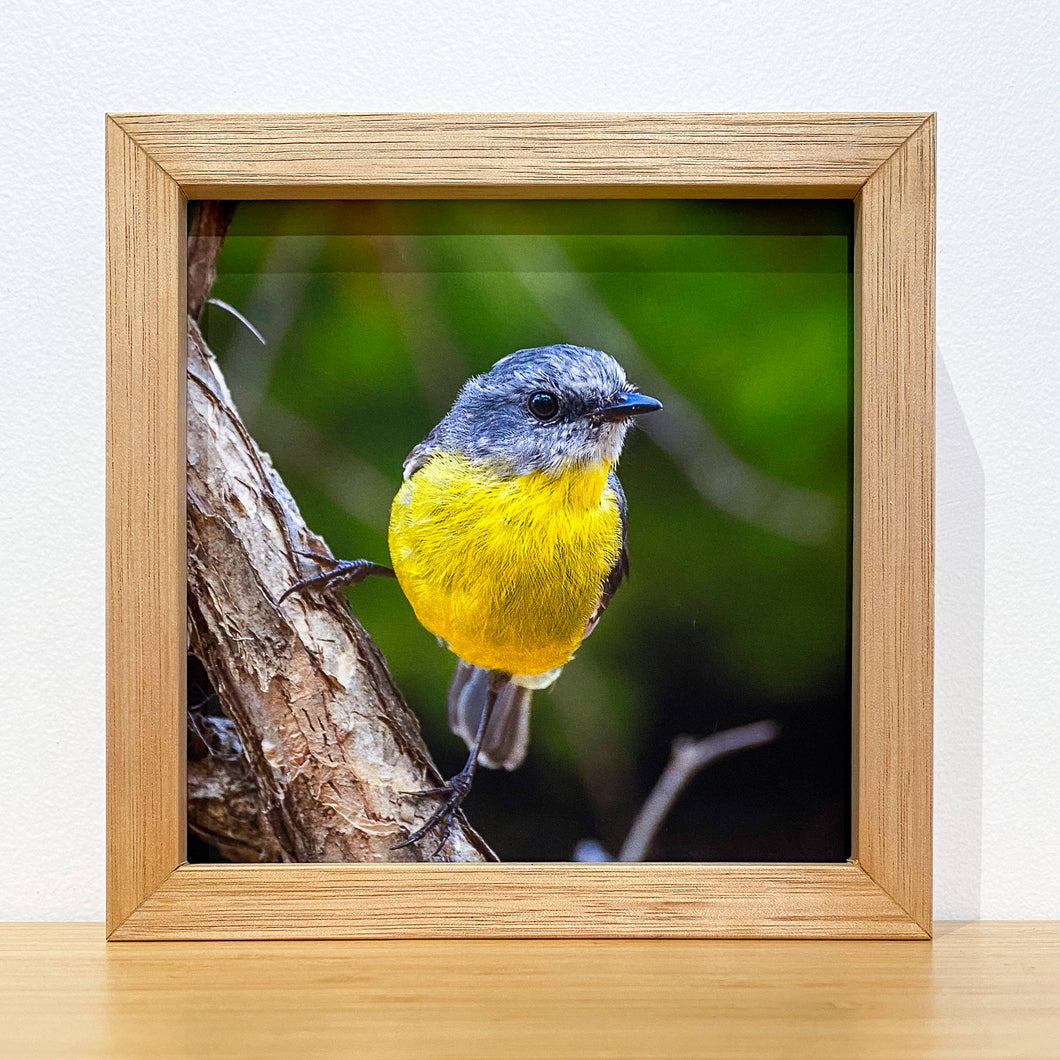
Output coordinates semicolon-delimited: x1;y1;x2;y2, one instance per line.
528;391;559;421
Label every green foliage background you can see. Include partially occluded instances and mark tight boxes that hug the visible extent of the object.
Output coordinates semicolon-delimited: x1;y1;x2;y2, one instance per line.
199;199;853;862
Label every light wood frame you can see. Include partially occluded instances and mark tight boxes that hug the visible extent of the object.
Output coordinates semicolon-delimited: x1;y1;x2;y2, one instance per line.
106;113;934;940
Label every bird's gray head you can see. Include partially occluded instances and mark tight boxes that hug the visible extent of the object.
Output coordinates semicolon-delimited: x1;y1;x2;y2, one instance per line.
438;344;662;475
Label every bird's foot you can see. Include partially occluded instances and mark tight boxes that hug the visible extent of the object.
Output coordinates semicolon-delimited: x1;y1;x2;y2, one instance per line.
278;550;395;603
392;768;474;857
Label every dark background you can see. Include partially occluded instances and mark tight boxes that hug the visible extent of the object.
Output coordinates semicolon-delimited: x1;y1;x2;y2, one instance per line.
192;198;853;863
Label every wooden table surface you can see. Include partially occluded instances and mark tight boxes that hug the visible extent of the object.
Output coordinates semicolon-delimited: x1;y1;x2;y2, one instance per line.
2;922;1057;1058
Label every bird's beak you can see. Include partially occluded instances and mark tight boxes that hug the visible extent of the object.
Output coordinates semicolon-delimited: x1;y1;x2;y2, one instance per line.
597;392;664;421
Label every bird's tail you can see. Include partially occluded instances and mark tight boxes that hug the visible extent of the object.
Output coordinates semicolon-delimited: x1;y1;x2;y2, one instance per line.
447;661;532;771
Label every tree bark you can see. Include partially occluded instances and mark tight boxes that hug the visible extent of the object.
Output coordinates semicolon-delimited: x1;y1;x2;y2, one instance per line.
185;204;493;863
187;708;289;863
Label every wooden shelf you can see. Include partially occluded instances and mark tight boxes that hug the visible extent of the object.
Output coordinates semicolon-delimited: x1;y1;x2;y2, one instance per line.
3;922;1057;1057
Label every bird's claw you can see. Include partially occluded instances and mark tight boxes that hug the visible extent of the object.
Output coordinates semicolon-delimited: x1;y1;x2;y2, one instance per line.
392;771;473;857
278;555;395;603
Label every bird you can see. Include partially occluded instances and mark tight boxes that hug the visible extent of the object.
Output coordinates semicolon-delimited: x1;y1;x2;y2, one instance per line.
282;343;662;852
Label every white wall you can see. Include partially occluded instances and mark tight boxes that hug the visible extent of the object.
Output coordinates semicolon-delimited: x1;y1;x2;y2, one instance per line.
1;0;1057;920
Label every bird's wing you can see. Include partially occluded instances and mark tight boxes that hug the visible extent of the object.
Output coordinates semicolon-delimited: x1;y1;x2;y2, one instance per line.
401;426;444;480
583;469;629;640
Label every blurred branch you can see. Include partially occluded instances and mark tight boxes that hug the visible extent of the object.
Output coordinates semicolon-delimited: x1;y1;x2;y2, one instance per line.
252;397;394;532
619;721;780;862
185;202;494;864
499;237;837;546
575;720;781;862
187;201;237;320
205;232;326;423
373;228;472;417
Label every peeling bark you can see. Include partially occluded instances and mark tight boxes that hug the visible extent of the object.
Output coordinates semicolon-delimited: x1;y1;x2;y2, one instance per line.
187;708;288;863
185;205;493;863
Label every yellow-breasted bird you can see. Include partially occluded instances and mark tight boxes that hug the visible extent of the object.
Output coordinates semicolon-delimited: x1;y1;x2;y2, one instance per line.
284;344;662;851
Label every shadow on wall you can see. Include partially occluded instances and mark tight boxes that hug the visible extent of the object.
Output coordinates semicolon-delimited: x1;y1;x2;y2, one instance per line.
934;353;985;918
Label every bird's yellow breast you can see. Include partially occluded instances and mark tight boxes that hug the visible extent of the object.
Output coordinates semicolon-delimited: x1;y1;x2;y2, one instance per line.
388;452;622;675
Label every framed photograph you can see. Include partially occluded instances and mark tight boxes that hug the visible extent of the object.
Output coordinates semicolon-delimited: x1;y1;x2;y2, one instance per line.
106;113;934;939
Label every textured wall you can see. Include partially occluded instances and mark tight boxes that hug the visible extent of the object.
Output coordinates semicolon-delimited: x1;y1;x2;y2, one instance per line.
1;0;1057;919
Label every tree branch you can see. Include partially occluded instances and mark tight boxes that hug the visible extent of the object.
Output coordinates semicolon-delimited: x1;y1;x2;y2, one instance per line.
618;722;781;862
185;203;493;863
187;708;289;863
187;201;237;320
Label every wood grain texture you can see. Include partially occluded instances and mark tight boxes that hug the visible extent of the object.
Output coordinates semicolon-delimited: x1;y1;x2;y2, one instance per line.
105;117;187;935
5;923;1059;1059
110;112;932;198
854;116;936;932
105;113;936;940
111;862;924;940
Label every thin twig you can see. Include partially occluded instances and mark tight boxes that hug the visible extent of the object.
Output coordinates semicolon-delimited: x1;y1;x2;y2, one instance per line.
617;721;781;862
206;297;267;345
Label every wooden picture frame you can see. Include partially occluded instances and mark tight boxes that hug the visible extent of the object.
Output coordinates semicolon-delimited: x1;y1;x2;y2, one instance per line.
106;113;934;940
